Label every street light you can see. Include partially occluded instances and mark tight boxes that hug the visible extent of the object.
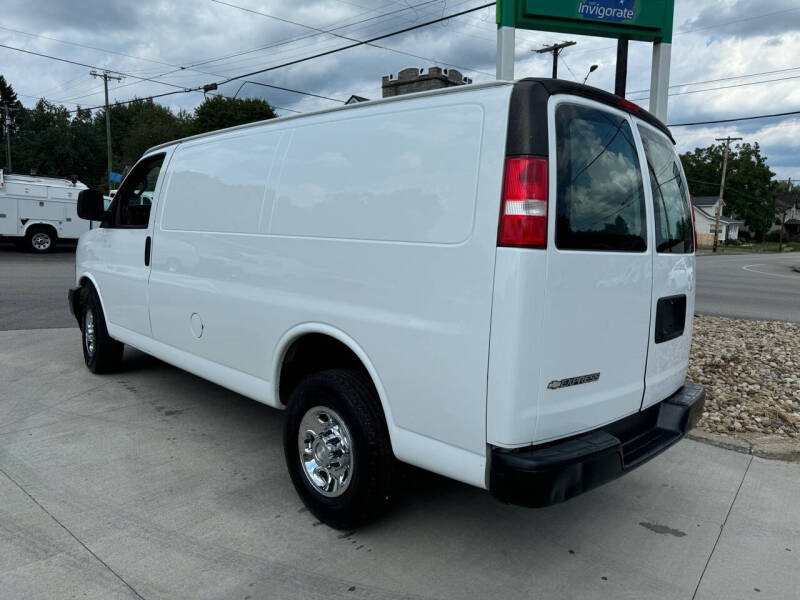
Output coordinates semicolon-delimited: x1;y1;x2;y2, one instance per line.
583;64;599;85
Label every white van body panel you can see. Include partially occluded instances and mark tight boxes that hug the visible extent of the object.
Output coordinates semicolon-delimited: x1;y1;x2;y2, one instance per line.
114;85;512;487
0;172;88;240
74;80;697;494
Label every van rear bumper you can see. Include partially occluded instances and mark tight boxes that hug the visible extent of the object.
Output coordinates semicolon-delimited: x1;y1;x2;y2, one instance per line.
488;381;705;507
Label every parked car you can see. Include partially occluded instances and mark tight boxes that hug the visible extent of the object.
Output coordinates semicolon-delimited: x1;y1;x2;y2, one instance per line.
0;170;89;252
68;78;704;528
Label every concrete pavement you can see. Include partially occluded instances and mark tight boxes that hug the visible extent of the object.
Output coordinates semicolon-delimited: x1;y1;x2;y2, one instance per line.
695;252;800;322
1;328;798;600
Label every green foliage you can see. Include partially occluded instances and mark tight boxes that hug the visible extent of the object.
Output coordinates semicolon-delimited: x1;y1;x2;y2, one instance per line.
190;96;276;135
680;142;777;240
1;74;276;191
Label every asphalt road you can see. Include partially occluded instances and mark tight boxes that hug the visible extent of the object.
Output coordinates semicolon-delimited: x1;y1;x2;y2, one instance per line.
0;241;77;330
1;327;798;600
695;252;800;322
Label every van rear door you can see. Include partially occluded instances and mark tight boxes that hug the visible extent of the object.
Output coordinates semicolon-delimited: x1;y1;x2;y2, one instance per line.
636;121;695;408
536;98;653;442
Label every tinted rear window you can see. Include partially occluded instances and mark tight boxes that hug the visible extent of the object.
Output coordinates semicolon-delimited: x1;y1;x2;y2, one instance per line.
639;126;694;253
555;103;646;252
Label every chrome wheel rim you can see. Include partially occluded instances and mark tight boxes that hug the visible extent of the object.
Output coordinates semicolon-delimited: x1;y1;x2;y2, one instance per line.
84;310;96;357
298;406;353;498
31;232;51;251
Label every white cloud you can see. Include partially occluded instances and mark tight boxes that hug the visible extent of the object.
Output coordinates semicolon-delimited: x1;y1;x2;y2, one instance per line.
1;0;798;178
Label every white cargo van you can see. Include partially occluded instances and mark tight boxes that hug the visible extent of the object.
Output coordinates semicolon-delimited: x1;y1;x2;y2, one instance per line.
0;170;89;252
69;78;704;528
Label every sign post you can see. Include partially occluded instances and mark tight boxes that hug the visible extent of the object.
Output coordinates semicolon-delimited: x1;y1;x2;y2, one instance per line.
496;0;675;120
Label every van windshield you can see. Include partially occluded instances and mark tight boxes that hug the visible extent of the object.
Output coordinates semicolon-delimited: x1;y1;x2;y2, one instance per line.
639;126;694;254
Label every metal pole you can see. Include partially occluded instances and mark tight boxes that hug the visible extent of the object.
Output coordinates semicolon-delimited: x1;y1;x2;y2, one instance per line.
2;104;11;172
779;177;790;252
712;136;742;253
496;26;516;80
91;70;123;192
649;42;671;121
614;38;628;97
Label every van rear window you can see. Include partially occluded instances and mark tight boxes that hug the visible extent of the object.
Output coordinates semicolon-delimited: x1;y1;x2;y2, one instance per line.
555;104;646;252
639;126;694;254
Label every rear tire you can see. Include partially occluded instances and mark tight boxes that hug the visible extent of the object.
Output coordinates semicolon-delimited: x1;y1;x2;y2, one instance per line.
283;369;395;529
81;287;124;374
25;227;56;253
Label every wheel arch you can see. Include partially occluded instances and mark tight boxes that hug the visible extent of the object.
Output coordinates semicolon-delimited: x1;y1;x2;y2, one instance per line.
74;273;110;326
272;324;396;445
23;221;58;239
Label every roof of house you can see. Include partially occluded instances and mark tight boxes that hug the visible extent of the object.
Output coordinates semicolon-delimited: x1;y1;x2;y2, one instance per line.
345;95;369;104
694;205;743;225
691;196;718;207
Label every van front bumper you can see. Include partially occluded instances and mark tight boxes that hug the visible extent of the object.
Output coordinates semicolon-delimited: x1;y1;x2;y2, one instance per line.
488;381;705;508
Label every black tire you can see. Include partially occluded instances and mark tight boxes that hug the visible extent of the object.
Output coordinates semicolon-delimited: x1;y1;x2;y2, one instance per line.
25;226;56;253
283;369;395;529
80;286;124;374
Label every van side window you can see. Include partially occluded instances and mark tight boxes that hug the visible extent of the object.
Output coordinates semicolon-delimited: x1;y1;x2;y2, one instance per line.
111;154;165;228
639;127;694;253
555;104;646;252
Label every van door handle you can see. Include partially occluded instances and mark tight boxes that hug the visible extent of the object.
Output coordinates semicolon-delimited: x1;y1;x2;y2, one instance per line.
144;235;152;267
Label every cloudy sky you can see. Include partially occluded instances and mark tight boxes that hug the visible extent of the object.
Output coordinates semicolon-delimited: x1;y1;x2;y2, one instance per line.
1;0;799;180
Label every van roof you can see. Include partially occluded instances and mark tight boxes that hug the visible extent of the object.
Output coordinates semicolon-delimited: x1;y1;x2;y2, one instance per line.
520;78;673;142
146;77;673;155
146;79;514;154
0;170;86;189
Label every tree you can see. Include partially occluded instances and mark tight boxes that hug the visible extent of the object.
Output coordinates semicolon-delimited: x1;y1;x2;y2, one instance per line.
680;142;776;240
191;96;276;134
0;74;277;190
1;74;23;167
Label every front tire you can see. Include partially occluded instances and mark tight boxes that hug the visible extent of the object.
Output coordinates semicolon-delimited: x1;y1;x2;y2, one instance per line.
81;287;124;373
25;227;56;253
283;369;395;529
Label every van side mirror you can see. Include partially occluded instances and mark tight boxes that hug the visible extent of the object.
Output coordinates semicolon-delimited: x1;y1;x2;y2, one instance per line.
77;189;107;221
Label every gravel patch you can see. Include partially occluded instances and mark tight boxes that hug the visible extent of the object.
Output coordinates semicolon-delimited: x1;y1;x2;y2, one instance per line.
689;315;800;441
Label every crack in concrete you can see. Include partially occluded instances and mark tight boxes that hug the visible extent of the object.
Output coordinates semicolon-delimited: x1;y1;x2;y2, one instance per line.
0;465;147;600
691;454;754;600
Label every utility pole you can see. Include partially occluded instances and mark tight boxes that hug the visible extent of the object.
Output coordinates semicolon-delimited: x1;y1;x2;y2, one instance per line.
535;41;576;79
90;70;123;192
2;103;16;172
778;177;790;252
712;136;742;253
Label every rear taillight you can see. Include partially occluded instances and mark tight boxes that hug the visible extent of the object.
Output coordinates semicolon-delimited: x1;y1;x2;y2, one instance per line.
498;156;548;248
691;203;698;251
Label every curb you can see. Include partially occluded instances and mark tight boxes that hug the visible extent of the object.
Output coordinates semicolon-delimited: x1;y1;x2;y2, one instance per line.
688;429;800;462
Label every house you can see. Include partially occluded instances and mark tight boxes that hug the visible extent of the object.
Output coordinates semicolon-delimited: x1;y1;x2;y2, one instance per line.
775;193;800;238
345;95;369;105
691;196;742;246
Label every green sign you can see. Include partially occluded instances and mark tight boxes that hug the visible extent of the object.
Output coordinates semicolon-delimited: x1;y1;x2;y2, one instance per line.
497;0;674;43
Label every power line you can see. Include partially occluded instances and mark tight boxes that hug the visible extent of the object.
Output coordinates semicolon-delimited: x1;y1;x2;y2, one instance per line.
630;73;800;102
211;2;495;89
232;80;345;103
0;43;192;92
210;0;494;77
669;109;800;127
59;1;493;114
627;65;800;95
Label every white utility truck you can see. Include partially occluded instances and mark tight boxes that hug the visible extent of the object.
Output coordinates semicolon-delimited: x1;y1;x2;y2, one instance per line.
0;170;89;252
69;78;705;529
